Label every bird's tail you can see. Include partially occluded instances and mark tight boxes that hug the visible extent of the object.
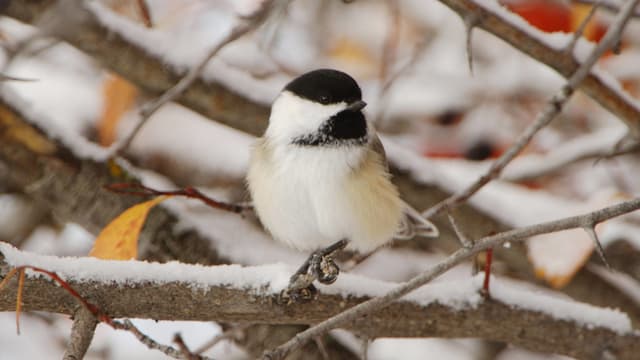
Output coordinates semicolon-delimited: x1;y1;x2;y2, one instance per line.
395;202;439;240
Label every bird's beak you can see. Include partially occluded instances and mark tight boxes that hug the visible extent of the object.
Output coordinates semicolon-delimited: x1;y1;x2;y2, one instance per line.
346;100;367;112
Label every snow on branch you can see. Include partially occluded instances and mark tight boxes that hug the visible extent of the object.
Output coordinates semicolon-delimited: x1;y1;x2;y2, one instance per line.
0;242;638;360
3;0;640;138
2;0;270;136
438;0;640;136
268;196;640;359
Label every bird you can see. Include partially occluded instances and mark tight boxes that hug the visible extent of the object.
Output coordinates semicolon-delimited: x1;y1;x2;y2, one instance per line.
247;69;438;292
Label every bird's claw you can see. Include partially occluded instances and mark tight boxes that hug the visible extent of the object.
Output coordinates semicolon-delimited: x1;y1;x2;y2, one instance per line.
283;239;348;303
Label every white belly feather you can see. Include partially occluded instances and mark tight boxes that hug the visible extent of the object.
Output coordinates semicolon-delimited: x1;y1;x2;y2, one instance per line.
248;139;403;252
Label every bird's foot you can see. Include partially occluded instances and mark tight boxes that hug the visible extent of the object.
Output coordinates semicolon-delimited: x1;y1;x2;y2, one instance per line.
282;239;348;303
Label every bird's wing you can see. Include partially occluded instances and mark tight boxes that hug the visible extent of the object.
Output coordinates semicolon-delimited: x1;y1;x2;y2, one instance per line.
370;133;390;171
370;134;439;239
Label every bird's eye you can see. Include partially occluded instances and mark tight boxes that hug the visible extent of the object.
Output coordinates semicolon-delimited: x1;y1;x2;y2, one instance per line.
319;94;330;103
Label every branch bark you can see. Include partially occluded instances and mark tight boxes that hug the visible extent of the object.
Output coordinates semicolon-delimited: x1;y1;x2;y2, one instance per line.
1;246;638;360
62;307;98;360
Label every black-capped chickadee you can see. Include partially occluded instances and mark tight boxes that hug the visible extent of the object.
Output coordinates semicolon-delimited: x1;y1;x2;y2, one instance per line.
247;69;438;289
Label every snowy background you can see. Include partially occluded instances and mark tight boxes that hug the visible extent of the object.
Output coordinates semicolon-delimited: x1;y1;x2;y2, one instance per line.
1;0;640;359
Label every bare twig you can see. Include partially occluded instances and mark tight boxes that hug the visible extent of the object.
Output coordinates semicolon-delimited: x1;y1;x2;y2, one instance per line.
62;307;98;360
447;213;472;248
503;131;640;182
264;197;640;359
112;319;214;360
112;0;276;155
564;1;601;55
194;324;248;355
463;12;480;74
422;0;639;219
574;0;640;17
379;0;401;82
584;225;610;268
104;183;249;214
173;333;202;360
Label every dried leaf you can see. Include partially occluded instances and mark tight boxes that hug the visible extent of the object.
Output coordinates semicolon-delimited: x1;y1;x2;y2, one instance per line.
528;229;594;288
89;196;169;260
97;75;138;146
0;106;57;155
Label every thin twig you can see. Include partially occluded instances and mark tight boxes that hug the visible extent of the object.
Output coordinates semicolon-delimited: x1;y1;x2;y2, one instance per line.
422;0;639;219
112;1;275;155
379;0;401;82
574;0;640;17
584;225;610;268
264;197;640;359
194;324;248;354
62;307;98;360
111;319;215;360
503;134;640;182
564;1;601;55
463;12;480;74
104;183;249;213
173;333;202;360
447;213;472;248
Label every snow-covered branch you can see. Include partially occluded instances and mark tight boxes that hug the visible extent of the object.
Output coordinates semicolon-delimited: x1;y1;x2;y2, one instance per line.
268;195;640;358
1;243;639;360
4;0;640;138
439;0;640;136
3;0;270;136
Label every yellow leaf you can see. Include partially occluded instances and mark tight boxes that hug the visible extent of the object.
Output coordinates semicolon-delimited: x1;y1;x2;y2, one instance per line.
97;75;138;146
89;196;169;260
0;106;57;155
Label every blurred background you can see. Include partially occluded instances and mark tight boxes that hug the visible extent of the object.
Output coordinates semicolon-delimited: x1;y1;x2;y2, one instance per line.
1;0;639;359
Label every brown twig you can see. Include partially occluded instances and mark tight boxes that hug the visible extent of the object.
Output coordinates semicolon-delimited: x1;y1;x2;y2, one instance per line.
173;333;202;360
62;307;98;360
104;183;249;214
194;324;248;355
564;1;601;55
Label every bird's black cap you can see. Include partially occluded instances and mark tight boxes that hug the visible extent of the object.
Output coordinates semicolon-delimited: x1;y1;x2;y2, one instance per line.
284;69;362;105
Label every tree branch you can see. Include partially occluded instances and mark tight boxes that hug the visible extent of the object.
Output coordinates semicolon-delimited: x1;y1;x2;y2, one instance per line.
62;307;98;360
423;0;640;219
0;88;356;358
437;0;640;136
4;0;640;138
267;196;640;359
1;244;639;360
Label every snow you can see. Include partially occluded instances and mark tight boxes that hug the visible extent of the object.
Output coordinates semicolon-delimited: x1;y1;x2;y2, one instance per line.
1;0;640;358
0;241;292;294
87;1;287;105
0;313;248;360
0;243;632;335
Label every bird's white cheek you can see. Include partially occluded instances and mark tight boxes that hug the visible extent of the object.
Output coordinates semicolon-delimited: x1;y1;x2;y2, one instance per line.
265;92;345;145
